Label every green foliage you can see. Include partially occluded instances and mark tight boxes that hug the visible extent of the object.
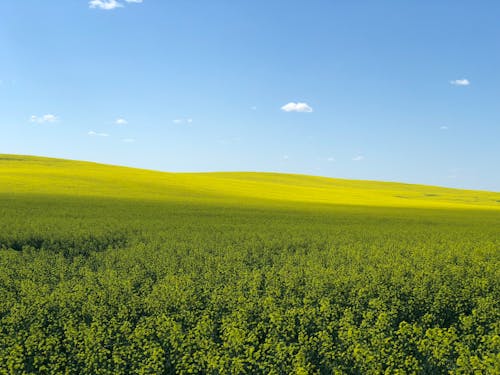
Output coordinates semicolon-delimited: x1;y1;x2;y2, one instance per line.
0;165;499;373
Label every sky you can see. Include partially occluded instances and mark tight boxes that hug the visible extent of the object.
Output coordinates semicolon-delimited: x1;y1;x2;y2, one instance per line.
1;1;499;191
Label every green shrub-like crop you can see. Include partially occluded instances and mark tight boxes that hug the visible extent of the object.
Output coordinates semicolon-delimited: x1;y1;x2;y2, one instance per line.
0;155;499;374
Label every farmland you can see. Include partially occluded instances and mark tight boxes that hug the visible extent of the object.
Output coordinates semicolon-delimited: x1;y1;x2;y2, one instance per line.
0;154;499;374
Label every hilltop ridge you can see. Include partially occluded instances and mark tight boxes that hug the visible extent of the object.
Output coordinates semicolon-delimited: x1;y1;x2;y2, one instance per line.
1;154;499;210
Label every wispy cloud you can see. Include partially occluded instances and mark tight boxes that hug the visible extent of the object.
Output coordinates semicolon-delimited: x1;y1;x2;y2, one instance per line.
173;118;193;125
89;0;143;9
440;125;449;130
30;114;58;124
122;138;135;143
446;168;460;179
0;79;15;87
217;137;241;145
89;0;123;10
283;155;290;160
327;157;335;162
450;79;470;86
88;130;109;137
281;102;313;113
352;155;364;161
115;118;128;125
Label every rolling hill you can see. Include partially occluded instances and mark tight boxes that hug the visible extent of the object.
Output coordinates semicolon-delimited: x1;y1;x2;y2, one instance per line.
1;154;498;210
0;154;499;374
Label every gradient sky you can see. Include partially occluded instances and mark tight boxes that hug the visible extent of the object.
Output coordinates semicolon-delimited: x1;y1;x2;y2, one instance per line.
1;1;499;190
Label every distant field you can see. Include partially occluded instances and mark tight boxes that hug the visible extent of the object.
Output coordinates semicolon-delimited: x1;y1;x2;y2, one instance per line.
2;154;499;209
0;154;499;374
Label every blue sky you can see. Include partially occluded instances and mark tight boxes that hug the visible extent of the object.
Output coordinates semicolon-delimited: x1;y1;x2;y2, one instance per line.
1;1;499;190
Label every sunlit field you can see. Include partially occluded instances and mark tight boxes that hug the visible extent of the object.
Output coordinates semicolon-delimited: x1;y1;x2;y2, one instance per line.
1;155;499;374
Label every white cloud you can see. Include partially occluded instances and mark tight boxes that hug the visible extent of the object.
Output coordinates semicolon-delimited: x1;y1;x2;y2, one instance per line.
283;155;289;160
446;168;460;179
30;114;58;124
89;0;123;10
352;155;364;161
440;125;449;130
450;79;470;86
217;137;241;145
173;118;193;124
89;0;143;9
327;157;335;162
281;102;313;113
122;138;135;143
250;106;257;111
88;130;109;137
115;118;128;125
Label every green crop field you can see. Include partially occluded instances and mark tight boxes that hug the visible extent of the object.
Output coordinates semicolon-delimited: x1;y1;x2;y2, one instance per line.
0;154;499;374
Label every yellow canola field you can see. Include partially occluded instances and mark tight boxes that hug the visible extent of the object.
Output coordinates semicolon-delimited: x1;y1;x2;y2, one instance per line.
1;154;499;210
